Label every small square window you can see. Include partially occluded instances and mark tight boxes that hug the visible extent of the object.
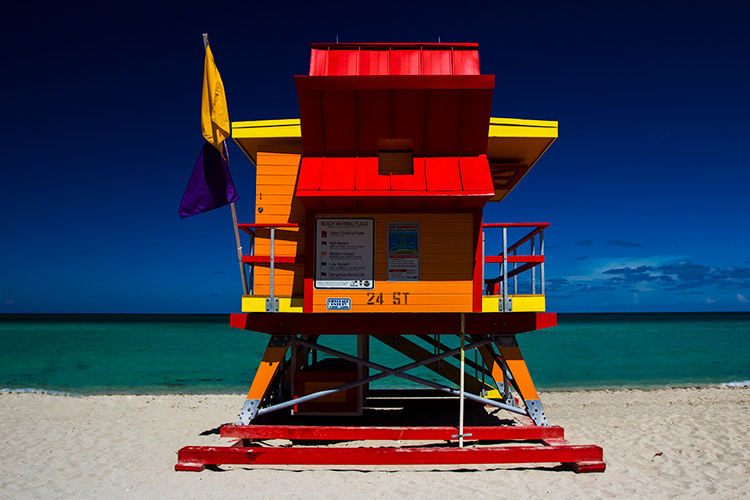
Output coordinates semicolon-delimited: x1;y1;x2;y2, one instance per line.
378;139;413;175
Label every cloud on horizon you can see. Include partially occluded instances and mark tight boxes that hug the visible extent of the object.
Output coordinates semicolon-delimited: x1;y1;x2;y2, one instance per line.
603;261;750;290
548;260;750;300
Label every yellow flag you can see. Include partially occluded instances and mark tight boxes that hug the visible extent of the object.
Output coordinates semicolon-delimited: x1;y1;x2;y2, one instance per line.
201;45;230;150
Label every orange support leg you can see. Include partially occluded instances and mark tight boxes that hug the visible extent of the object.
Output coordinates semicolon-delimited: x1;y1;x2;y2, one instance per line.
496;336;548;426
237;335;293;424
476;344;517;406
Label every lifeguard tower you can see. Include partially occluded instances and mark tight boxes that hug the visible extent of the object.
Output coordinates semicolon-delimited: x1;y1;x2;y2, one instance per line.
176;43;605;472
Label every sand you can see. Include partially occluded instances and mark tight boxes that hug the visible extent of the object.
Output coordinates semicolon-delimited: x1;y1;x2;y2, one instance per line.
1;386;748;499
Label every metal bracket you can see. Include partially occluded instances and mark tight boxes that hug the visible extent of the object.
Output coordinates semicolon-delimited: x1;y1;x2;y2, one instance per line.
525;399;549;426
265;297;279;312
451;433;473;439
237;399;261;425
500;297;512;312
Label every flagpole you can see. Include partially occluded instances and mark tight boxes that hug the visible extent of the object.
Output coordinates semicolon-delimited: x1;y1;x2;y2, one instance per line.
203;33;249;296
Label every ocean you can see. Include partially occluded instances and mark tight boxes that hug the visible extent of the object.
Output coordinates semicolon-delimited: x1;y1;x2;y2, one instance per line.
1;313;748;395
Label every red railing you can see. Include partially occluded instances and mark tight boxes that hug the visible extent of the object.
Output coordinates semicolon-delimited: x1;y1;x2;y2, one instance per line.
482;223;548;308
236;223;303;307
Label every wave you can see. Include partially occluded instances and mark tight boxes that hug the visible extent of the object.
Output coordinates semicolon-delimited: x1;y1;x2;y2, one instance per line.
720;380;750;388
1;387;79;396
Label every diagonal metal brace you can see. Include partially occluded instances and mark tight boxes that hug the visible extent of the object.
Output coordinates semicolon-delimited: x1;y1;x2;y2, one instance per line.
255;337;527;418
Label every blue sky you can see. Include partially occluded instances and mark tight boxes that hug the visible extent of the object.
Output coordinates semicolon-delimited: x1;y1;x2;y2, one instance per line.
1;1;748;313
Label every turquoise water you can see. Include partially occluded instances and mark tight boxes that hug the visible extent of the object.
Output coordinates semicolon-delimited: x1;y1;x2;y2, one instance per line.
1;313;748;394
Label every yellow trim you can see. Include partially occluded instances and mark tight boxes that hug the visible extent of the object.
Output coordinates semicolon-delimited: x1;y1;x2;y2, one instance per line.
510;294;546;312
488;124;557;139
489;117;558;128
232;117;557;140
233;118;301;128
482;296;500;313
481;295;546;313
232;119;301;139
241;296;304;313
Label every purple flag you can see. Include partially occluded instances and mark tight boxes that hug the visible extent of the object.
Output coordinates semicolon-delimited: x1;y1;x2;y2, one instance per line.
179;141;239;218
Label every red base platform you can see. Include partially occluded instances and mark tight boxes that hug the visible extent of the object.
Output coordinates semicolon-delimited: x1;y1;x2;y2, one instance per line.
175;421;605;473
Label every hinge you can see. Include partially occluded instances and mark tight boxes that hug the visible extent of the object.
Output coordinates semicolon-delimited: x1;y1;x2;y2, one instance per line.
500;297;512;312
265;297;279;312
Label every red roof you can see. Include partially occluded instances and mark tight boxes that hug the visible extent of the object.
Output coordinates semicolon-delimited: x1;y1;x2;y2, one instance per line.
294;43;496;211
309;43;480;76
295;75;494;157
296;155;494;211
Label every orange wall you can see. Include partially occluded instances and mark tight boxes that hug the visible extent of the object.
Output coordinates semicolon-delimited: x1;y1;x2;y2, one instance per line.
251;152;478;311
252;151;305;297
311;213;475;312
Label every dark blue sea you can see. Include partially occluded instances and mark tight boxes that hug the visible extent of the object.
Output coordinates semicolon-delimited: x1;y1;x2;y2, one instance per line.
1;313;748;395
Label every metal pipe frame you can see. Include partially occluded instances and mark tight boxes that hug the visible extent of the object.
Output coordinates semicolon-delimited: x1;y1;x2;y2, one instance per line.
236;223;301;310
482;223;549;298
249;231;255;295
269;226;275;311
502;227;508;308
492;340;524;401
256;336;528;418
416;334;489;375
531;234;536;295
487;344;514;403
540;229;545;295
299;336;528;416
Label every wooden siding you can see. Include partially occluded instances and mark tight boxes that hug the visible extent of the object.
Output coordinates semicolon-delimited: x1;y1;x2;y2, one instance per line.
312;213;475;312
252;152;305;297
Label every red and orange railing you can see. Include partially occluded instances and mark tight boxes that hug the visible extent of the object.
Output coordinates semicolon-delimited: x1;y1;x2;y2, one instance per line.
482;222;548;309
237;223;303;311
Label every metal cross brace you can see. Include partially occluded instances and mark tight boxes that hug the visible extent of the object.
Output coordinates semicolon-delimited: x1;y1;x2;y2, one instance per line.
255;336;528;418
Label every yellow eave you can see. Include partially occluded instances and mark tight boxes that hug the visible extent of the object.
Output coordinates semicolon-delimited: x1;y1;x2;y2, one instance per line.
488;117;558;138
232;117;557;141
232;118;558;201
232;119;303;164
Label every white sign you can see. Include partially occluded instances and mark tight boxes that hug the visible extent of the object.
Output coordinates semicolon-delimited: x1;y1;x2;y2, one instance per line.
387;222;420;281
315;218;374;289
326;298;352;310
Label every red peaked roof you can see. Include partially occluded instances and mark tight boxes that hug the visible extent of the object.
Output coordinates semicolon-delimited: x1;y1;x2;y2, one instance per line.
294;43;496;210
296;155;494;211
309;43;480;76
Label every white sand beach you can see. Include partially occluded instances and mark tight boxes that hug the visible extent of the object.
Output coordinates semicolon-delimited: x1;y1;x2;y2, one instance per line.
1;386;748;499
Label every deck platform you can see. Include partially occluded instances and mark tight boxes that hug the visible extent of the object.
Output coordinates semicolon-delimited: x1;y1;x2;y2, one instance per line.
175;391;605;473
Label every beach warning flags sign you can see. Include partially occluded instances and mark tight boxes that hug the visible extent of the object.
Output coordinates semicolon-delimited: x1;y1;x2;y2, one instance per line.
201;44;231;151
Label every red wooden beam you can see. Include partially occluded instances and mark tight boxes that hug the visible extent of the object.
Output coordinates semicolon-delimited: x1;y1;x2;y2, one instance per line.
229;312;557;336
242;255;302;264
220;424;565;441
485;255;544;264
176;443;603;468
238;223;301;228
239;223;301;237
481;223;550;228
